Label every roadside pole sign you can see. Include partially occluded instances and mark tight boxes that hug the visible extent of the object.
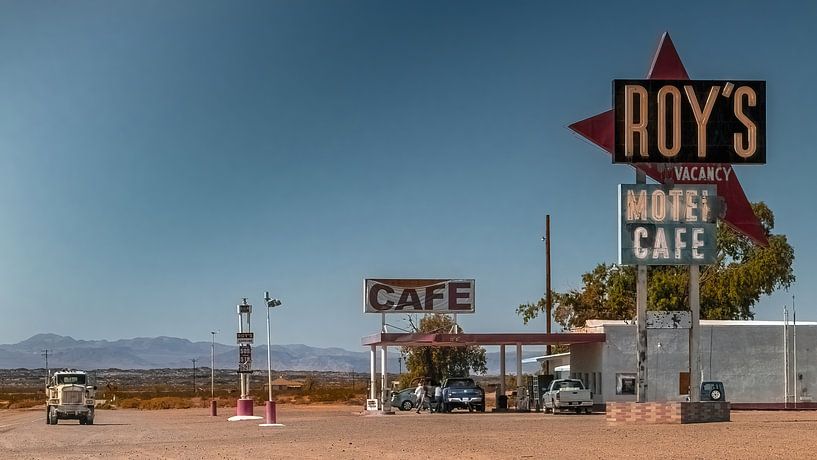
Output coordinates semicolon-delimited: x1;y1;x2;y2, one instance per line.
238;345;253;373
618;184;717;265
363;279;475;313
237;332;254;344
569;33;769;247
613;80;765;164
569;32;768;406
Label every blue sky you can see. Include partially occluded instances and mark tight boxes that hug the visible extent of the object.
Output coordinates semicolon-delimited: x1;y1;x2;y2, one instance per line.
1;1;815;350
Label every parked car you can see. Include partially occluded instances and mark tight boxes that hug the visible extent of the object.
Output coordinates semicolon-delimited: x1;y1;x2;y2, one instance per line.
543;378;593;414
390;388;418;411
440;377;485;412
700;381;726;401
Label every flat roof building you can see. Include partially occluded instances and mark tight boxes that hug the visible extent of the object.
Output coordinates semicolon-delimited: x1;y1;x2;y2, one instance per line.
568;320;817;409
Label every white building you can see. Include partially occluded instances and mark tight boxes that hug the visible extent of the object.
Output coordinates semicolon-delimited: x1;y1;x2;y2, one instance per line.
568;320;816;409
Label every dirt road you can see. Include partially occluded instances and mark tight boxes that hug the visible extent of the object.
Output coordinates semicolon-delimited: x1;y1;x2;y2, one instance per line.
2;405;817;459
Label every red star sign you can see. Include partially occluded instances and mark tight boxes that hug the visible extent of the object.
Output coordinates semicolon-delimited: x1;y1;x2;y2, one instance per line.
569;33;769;246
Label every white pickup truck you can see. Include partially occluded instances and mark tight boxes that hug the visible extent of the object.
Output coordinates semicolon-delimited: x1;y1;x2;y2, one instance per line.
543;378;593;414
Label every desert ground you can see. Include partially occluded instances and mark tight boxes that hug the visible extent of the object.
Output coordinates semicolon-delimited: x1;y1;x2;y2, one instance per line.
2;404;817;459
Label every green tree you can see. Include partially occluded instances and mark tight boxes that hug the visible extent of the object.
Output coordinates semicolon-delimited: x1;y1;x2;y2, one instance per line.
517;202;795;329
402;314;487;384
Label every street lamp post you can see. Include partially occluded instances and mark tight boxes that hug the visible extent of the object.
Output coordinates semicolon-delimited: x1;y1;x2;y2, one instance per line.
210;330;218;416
261;291;283;427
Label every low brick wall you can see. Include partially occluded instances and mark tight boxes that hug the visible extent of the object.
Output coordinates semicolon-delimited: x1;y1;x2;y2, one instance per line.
606;401;730;424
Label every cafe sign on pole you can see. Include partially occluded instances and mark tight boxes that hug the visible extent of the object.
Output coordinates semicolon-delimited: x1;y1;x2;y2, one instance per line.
618;184;717;265
569;33;767;407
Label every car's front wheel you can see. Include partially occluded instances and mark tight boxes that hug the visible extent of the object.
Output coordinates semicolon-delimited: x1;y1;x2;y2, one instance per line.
401;400;413;411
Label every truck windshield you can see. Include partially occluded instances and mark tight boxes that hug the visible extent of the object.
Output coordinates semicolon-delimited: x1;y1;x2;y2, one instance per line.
57;375;86;385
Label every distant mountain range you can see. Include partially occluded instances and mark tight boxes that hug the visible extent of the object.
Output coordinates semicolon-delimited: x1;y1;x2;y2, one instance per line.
0;333;543;374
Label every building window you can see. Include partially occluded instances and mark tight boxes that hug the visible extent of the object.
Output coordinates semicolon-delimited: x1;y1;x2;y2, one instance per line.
616;373;636;395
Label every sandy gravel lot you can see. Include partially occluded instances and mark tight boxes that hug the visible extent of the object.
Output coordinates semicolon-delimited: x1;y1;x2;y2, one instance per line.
2;404;817;459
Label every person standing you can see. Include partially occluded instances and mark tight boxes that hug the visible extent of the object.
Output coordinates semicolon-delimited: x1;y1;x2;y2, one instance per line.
415;381;426;414
433;384;443;413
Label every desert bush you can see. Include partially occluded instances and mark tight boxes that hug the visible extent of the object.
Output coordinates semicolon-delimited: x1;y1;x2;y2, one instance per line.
138;397;194;410
8;399;40;409
117;398;141;409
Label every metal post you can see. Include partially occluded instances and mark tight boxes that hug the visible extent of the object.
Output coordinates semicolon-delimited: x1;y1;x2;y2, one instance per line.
635;169;648;403
545;214;552;357
210;332;217;399
689;265;701;402
370;345;376;400
267;304;273;403
381;345;388;409
516;343;523;389
784;305;789;407
793;295;797;408
192;359;197;394
260;292;284;427
516;343;523;410
210;331;218;416
500;345;506;396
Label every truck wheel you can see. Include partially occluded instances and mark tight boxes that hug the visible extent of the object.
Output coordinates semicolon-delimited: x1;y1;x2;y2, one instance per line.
79;417;87;425
46;406;51;425
478;405;485;413
87;408;95;425
48;406;58;425
575;408;582;414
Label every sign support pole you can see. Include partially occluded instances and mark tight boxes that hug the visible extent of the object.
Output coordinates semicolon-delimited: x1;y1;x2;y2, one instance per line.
545;214;552;371
689;265;701;402
369;345;376;401
635;170;648;403
381;345;391;412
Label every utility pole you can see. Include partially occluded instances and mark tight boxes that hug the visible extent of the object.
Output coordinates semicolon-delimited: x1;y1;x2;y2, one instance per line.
542;215;552;374
545;215;552;339
192;359;197;395
41;350;50;388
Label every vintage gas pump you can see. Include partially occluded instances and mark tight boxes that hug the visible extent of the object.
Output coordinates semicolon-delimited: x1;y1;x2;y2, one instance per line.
235;298;256;418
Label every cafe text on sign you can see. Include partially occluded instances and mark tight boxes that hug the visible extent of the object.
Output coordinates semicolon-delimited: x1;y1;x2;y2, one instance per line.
364;279;475;314
618;184;717;265
614;80;765;164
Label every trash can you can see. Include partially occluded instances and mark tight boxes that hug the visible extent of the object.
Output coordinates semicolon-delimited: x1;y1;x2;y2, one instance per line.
497;395;508;410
